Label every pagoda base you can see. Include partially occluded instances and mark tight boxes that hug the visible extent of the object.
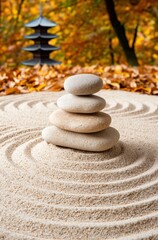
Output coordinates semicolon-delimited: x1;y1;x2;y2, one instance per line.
22;58;61;66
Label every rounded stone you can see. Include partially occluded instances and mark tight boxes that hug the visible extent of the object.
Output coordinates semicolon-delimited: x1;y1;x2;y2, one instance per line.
42;126;120;152
64;74;103;95
57;94;106;113
49;109;111;133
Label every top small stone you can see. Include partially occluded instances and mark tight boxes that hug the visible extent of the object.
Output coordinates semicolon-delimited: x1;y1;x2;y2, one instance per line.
64;74;103;95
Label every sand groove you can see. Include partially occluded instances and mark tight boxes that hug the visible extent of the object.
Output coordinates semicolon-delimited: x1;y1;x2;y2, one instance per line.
0;90;158;240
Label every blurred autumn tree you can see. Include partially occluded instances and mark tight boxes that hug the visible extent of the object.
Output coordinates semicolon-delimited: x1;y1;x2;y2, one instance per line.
0;0;158;67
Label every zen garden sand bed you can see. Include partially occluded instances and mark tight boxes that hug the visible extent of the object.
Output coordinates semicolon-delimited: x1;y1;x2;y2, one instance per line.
0;90;158;240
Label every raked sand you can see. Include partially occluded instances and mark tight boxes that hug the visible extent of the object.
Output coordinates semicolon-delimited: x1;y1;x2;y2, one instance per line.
0;90;158;240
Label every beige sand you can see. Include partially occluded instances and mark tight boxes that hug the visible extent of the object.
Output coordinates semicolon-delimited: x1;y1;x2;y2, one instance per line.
0;90;158;240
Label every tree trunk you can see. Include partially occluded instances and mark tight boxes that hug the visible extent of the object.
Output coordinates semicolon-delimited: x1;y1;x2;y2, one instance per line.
104;0;139;66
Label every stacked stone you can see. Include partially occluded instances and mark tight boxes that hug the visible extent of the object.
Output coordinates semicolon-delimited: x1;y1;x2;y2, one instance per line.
42;74;120;152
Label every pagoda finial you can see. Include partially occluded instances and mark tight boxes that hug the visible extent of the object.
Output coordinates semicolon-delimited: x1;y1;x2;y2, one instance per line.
40;0;43;16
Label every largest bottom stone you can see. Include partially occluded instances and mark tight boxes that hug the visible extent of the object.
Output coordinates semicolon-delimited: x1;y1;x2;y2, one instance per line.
42;126;120;152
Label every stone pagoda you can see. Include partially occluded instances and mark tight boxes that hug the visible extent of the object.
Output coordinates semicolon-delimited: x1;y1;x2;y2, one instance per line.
22;9;60;66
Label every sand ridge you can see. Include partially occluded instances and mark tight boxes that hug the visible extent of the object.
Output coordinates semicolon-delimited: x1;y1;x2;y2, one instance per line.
0;90;158;240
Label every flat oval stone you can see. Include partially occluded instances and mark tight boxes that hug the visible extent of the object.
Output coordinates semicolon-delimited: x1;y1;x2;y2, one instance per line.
49;109;111;133
42;126;120;152
64;74;103;95
57;94;106;113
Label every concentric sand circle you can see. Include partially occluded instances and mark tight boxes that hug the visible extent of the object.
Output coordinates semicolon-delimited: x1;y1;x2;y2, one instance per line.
0;90;158;240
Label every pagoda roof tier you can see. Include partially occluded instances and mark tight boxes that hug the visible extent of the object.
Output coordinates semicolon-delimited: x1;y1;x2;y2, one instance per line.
25;16;57;28
21;58;61;66
23;44;60;52
24;33;58;39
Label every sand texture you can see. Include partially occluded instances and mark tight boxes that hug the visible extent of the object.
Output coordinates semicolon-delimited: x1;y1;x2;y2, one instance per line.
0;90;158;240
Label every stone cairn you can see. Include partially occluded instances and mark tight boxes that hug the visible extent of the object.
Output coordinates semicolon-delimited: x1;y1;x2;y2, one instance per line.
42;74;120;152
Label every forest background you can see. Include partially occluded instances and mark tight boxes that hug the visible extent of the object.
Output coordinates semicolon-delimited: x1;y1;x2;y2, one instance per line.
0;0;158;95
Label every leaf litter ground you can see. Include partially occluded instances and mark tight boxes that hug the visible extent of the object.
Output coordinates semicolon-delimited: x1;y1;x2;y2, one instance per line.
0;64;157;96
